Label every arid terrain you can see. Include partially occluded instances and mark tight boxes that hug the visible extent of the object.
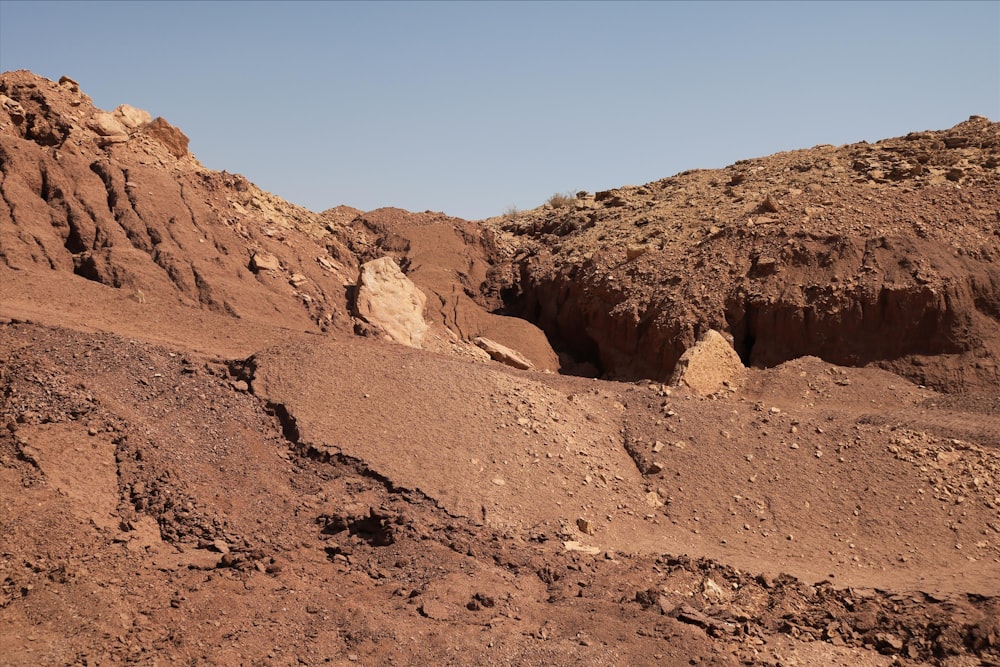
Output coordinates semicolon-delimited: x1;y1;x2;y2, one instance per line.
1;70;999;666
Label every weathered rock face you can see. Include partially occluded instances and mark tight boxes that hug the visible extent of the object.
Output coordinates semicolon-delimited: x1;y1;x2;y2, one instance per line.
141;116;189;158
353;256;429;348
487;116;1000;392
670;329;746;395
0;70;359;333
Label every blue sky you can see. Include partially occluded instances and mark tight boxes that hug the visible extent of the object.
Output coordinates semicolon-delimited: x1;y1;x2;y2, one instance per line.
1;1;998;219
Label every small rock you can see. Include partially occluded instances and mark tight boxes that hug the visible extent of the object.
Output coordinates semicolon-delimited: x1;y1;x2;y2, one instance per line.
759;194;780;213
669;330;747;395
647;461;664;475
250;252;281;273
626;245;648;261
474;337;533;370
87;111;128;139
702;577;725;600
563;541;601;555
0;94;25;124
142;116;190;158
114;104;152;129
876;632;904;651
576;517;593;535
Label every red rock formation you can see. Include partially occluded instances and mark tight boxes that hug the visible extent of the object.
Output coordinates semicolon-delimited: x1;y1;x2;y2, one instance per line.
487;117;1000;391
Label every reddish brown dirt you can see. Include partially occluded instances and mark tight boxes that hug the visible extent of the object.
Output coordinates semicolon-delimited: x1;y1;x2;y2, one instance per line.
1;70;999;666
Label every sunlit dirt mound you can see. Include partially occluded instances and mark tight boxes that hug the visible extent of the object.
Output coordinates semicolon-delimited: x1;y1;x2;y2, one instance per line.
485;117;1000;392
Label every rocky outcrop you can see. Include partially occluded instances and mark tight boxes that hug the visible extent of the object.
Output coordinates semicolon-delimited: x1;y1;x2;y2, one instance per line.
488;116;1000;392
114;103;151;129
670;330;746;395
353;257;429;348
141;116;189;158
0;70;358;333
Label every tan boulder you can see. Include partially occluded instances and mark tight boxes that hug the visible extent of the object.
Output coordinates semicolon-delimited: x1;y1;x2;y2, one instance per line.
249;252;280;273
473;337;533;370
669;329;746;395
114;104;152;129
87;111;127;139
354;257;428;348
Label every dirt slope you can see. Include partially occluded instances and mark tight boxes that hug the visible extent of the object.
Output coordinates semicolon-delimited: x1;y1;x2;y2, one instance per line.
1;71;999;666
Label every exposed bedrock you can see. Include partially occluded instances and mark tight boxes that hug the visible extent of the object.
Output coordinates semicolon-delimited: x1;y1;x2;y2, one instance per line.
504;233;1000;392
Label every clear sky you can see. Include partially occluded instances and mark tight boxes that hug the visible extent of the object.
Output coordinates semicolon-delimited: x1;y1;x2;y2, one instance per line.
1;1;998;219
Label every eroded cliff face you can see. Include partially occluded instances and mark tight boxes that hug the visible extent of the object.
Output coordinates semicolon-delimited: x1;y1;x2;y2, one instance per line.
0;70;359;332
486;116;1000;391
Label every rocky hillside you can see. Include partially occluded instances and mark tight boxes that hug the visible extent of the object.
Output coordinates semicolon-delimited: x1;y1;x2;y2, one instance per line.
485;117;1000;392
0;70;551;367
2;72;999;666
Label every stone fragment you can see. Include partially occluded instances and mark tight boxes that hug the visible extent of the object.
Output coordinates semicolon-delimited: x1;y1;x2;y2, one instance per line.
759;194;780;213
702;577;725;600
114;104;152;129
576;517;593;535
473;337;533;370
669;329;747;395
87;112;127;139
563;541;601;555
0;94;25;124
876;632;905;651
250;252;280;272
354;257;428;348
58;75;80;91
754;256;778;275
674;604;737;635
626;245;648;261
143;116;190;158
